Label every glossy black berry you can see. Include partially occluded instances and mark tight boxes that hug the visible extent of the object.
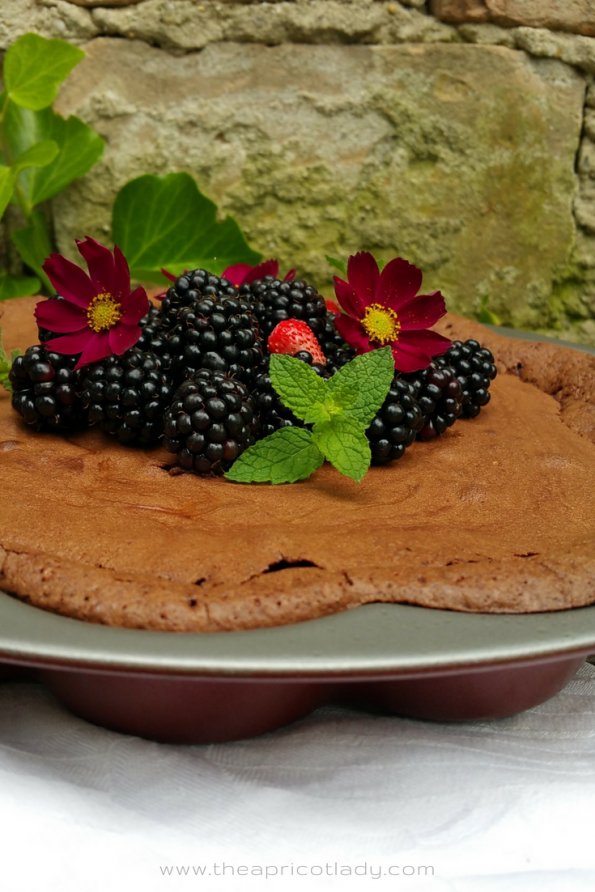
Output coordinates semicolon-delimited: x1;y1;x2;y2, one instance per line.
366;376;424;464
435;339;497;418
164;370;257;475
242;276;355;366
403;364;463;441
78;349;174;446
9;345;84;431
167;293;264;386
160;269;239;332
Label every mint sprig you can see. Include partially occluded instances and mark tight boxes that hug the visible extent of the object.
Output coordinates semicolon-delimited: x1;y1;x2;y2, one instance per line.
0;325;21;393
226;347;395;485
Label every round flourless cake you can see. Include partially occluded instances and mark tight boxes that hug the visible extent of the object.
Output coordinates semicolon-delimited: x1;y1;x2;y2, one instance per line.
1;295;595;632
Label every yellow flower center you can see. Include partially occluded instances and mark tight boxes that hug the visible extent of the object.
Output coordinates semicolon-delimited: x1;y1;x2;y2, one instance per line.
361;303;400;345
86;293;123;332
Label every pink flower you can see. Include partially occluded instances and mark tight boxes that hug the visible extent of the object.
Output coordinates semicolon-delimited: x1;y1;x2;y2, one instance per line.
333;252;450;373
35;237;149;370
222;260;296;289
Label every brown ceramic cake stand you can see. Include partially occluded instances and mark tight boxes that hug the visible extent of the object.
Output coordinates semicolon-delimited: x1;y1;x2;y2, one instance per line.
1;327;594;744
1;591;595;743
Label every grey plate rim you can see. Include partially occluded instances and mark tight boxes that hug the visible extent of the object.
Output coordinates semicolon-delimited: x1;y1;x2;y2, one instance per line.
1;326;594;678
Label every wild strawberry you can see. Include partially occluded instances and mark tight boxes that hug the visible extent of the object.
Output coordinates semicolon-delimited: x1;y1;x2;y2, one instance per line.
267;319;327;365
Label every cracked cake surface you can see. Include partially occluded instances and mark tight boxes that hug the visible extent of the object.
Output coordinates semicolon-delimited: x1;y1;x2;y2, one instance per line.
1;296;595;632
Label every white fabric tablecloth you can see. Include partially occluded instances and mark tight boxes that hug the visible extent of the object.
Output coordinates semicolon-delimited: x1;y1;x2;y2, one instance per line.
1;663;595;892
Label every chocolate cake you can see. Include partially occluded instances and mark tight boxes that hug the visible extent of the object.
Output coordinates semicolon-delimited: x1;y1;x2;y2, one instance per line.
1;295;595;632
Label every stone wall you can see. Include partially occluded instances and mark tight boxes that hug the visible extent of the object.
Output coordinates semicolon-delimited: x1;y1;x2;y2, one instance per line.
4;0;595;342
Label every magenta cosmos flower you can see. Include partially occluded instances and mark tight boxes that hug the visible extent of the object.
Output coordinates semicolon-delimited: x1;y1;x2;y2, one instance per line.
35;237;149;370
222;259;296;289
333;252;450;373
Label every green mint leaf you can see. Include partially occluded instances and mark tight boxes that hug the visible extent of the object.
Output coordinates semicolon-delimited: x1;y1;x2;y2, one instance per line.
302;402;331;426
11;211;53;292
4;34;84;111
326;346;394;427
312;415;371;483
0;270;40;302
326;255;347;276
0;325;21;393
269;354;327;421
0;166;15;218
112;173;261;283
5;104;104;207
11;139;58;175
226;428;324;484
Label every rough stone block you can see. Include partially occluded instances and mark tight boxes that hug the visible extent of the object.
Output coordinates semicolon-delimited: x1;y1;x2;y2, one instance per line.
51;39;584;333
433;0;595;37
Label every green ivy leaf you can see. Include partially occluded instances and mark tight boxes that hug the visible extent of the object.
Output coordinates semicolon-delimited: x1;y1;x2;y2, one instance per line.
0;270;40;302
269;354;327;422
326;346;394;427
226;428;324;484
0;166;15;218
11;139;59;175
3;34;84;111
4;104;104;207
11;211;52;292
112;173;262;283
326;254;347;276
312;415;371;483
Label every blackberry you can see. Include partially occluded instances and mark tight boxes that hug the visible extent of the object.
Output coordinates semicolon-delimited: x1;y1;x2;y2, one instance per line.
161;269;238;332
163;370;257;475
167;294;264;386
9;345;83;431
136;304;170;362
243;276;353;362
252;352;327;439
366;377;424;465
318;313;356;370
404;365;463;441
435;339;497;418
78;349;174;446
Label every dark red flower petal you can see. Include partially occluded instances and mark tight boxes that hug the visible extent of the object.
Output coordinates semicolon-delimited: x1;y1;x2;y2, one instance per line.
113;244;131;300
75;331;112;370
400;328;451;355
333;276;366;320
42;254;96;309
76;236;115;297
120;286;149;326
377;258;423;311
347;251;379;308
335;313;374;354
161;268;177;283
284;268;297;282
34;299;87;333
222;263;253;288
109;323;142;356
397;291;446;331
47;328;93;355
390;338;434;373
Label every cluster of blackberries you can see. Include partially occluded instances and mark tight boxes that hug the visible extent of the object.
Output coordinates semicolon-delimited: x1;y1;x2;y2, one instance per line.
78;351;175;447
164;370;257;475
9;261;497;476
10;346;83;430
435;339;497;418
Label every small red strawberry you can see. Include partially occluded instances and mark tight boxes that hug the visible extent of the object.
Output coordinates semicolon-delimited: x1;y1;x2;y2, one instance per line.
267;319;327;365
325;298;341;316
